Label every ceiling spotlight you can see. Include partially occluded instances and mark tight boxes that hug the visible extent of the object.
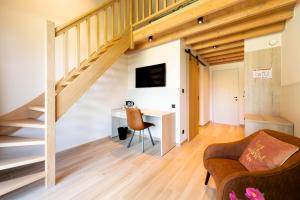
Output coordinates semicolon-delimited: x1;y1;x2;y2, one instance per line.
213;45;218;49
197;17;204;24
148;36;153;42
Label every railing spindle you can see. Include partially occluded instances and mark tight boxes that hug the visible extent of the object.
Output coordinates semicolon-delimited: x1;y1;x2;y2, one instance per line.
96;14;100;50
104;8;108;44
164;0;166;8
118;0;121;34
112;4;115;39
63;32;68;78
156;0;159;12
149;0;152;16
130;0;133;26
76;25;81;67
142;0;145;19
136;0;139;22
124;0;127;29
86;19;91;55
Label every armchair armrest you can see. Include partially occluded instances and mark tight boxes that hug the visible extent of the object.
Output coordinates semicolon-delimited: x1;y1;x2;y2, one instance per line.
218;162;300;200
204;136;252;162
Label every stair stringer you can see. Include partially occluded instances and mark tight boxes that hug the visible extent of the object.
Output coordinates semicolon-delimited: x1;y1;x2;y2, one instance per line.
56;28;131;120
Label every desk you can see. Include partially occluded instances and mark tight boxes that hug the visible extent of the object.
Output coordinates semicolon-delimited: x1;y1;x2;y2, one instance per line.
111;108;176;156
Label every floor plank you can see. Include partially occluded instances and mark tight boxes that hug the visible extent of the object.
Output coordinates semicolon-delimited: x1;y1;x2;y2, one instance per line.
1;123;244;200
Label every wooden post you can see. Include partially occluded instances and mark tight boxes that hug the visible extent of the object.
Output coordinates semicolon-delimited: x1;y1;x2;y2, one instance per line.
45;20;56;188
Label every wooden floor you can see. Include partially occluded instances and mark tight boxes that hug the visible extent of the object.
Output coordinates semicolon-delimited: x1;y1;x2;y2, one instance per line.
1;123;244;200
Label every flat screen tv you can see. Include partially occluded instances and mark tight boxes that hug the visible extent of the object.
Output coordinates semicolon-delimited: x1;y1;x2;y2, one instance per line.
135;63;166;88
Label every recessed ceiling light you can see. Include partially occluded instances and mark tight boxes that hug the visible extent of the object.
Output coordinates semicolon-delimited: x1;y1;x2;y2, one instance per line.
213;45;217;49
148;36;153;42
197;17;204;24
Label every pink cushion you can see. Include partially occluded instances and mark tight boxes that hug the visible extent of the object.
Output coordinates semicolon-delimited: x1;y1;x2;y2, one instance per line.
239;131;299;171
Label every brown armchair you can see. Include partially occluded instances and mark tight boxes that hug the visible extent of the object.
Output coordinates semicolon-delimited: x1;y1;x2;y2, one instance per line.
203;129;300;200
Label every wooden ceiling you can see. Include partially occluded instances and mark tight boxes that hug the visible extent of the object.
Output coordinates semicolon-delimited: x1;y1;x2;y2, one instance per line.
131;0;297;66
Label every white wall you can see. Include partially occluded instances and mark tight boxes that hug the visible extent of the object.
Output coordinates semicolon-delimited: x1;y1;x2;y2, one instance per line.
127;40;187;144
281;4;300;137
0;0;129;152
200;65;210;126
209;62;245;125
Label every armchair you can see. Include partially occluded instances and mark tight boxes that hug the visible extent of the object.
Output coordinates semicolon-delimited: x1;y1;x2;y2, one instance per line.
203;129;300;200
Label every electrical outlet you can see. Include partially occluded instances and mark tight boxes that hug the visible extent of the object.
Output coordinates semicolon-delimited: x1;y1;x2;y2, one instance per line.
171;104;176;108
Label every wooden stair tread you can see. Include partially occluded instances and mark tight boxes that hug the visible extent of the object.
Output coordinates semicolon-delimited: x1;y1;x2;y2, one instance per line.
0;155;45;171
29;106;45;112
0;119;45;129
0;136;44;147
0;172;44;196
61;81;71;87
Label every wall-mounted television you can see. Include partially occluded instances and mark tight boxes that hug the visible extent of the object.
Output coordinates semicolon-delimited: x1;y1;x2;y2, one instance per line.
135;63;166;88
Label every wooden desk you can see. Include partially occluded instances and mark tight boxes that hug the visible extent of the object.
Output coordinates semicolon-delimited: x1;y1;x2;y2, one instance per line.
111;108;176;156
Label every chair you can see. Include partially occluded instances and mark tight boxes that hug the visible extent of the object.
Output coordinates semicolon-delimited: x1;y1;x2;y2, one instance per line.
203;129;300;200
126;108;155;152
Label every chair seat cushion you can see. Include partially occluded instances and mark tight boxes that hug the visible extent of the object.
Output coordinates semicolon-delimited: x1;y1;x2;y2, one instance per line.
205;158;247;187
144;122;155;129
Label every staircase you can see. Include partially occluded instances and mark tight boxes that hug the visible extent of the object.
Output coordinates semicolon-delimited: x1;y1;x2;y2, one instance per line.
0;0;203;196
0;0;132;196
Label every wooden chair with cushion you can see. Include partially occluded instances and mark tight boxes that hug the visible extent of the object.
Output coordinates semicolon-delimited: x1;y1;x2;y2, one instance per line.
203;129;300;200
126;108;155;152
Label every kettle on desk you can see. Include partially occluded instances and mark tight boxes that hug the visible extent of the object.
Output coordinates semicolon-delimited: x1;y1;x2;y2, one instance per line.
125;101;135;107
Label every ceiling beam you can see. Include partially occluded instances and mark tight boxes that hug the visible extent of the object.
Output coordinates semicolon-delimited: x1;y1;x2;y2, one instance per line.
193;22;285;50
132;0;296;50
133;0;245;43
202;47;244;58
197;41;244;54
204;52;244;62
208;58;244;65
186;10;293;45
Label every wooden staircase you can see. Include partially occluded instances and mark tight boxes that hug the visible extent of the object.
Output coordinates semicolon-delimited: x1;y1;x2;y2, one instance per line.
0;0;132;196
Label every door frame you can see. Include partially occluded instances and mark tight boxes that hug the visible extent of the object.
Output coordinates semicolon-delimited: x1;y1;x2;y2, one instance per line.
209;63;243;125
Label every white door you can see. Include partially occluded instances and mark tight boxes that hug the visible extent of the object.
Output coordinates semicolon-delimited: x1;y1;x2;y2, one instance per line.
212;68;239;125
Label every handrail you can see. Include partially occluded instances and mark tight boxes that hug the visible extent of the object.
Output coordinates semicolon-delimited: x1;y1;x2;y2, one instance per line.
53;0;131;82
55;0;115;36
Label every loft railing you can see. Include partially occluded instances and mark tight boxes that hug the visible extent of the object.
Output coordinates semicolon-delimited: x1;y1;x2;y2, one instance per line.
132;0;196;29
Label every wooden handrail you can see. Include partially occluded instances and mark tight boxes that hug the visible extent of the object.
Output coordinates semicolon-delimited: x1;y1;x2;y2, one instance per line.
55;0;115;36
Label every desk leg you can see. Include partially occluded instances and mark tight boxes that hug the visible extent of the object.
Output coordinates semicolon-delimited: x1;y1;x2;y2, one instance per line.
160;113;176;156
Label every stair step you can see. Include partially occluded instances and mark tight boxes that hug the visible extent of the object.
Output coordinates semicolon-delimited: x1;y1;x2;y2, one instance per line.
61;81;71;87
0;155;45;171
29;106;45;112
0;119;45;129
0;136;44;147
0;172;45;196
80;65;90;71
71;72;81;78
